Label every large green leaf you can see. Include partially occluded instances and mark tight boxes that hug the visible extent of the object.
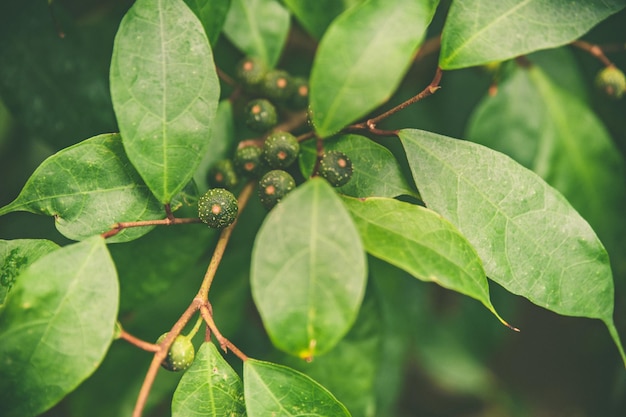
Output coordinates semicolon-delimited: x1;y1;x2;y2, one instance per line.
343;196;511;328
440;0;626;69
467;62;626;252
0;134;163;243
282;0;362;40
244;359;351;417
172;342;245;417
299;134;416;198
110;0;220;204
399;129;626;364
0;239;59;306
251;178;367;358
309;0;439;137
0;236;119;417
184;0;232;46
222;0;290;68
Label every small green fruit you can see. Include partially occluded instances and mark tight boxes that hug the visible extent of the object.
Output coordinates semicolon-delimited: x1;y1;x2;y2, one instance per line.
262;131;300;169
319;150;353;187
244;99;278;132
262;69;294;102
198;188;238;228
288;77;309;110
207;159;239;190
235;56;267;89
258;170;296;210
156;333;195;372
234;145;264;178
595;66;626;99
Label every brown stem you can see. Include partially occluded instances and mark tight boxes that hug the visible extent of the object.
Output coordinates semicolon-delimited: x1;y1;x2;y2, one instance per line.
297;130;317;143
164;204;175;221
101;217;203;239
119;330;160;353
414;35;441;63
271;110;309;133
197;181;255;300
571;40;614;67
131;301;201;417
217;66;236;86
200;305;249;361
351;67;443;132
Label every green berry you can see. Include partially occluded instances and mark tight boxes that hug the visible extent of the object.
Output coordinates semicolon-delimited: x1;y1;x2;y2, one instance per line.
262;69;294;102
234;145;264;178
244;99;278;132
288;77;309;110
319;151;353;187
198;188;238;228
156;333;195;372
595;66;626;99
258;170;296;210
262;131;300;169
207;159;239;190
235;56;267;89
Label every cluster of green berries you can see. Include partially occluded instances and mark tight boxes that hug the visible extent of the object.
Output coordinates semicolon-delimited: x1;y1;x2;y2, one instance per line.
197;57;354;224
235;56;310;133
156;332;195;372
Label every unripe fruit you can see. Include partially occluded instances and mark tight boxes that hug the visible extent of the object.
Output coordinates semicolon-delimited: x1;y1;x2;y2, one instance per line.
244;99;278;132
319;150;353;187
258;170;296;210
595;66;626;99
262;131;300;169
288;77;309;110
207;159;239;190
198;188;238;229
262;69;294;102
235;56;267;89
234;145;264;178
156;333;195;372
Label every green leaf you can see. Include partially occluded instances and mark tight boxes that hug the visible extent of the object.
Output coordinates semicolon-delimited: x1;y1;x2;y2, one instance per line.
0;134;163;243
299;134;416;198
399;129;626;364
244;359;351;417
343;196;512;328
110;0;220;204
0;239;59;305
223;0;290;68
184;0;232;46
172;342;245;417
467;62;626;253
193;100;236;192
309;0;439;137
0;236;119;417
251;178;367;358
282;0;361;40
440;0;626;69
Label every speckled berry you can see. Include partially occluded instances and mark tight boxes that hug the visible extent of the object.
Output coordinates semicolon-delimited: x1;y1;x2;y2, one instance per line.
258;170;296;210
262;131;300;169
156;333;195;372
288;77;309;110
207;159;239;190
234;145;264;178
198;188;238;229
235;56;267;89
244;99;278;132
262;69;294;102
595;66;626;99
319;150;353;187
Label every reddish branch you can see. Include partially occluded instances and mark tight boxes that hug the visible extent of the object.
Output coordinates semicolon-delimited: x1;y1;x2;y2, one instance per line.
130;181;255;417
101;216;202;239
119;330;160;353
571;40;614;67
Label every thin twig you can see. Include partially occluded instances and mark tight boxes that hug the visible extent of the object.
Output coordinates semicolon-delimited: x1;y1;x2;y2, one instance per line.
217;66;237;86
131;301;201;417
200;305;249;361
571;40;614;67
101;217;202;239
119;330;160;353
